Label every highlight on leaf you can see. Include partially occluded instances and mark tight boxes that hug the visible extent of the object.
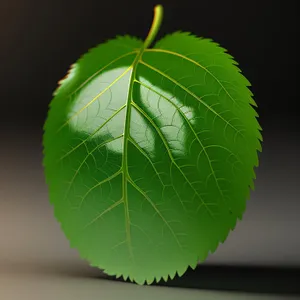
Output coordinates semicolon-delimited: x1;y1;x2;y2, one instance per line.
43;4;262;285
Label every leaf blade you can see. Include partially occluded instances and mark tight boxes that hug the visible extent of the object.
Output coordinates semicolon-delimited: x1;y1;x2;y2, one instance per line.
43;32;262;285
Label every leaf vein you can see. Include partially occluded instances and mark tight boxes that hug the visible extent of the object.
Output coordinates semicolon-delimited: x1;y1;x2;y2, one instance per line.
145;48;238;106
63;135;124;203
128;137;165;188
68;51;138;98
127;176;183;250
84;199;124;228
58;105;126;161
135;80;231;205
139;60;241;135
131;101;215;219
78;170;122;208
58;66;131;132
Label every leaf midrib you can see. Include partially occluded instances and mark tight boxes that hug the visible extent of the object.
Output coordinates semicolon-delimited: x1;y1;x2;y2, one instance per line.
121;45;148;261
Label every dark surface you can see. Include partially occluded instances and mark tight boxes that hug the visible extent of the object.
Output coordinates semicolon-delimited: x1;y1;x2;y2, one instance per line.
109;265;300;295
2;269;299;300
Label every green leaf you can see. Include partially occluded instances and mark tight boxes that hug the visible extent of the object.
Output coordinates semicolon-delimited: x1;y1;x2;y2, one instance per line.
43;5;262;285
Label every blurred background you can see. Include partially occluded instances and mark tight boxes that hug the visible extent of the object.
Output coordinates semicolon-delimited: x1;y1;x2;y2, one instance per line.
0;0;299;299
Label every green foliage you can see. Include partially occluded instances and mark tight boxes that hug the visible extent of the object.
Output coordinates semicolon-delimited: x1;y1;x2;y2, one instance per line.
43;5;262;285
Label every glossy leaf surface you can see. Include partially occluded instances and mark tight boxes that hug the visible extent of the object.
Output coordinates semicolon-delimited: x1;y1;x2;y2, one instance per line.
43;28;261;284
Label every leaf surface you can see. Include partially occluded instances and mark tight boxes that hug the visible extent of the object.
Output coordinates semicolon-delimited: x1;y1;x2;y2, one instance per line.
43;29;261;284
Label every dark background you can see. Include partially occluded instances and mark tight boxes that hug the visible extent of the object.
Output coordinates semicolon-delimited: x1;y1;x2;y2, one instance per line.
1;0;299;130
1;0;300;297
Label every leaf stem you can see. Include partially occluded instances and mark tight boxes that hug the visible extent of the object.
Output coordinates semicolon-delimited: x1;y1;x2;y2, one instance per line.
143;5;163;49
